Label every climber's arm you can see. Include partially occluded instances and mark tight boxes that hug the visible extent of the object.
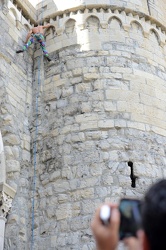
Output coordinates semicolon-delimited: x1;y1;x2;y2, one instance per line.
42;23;51;29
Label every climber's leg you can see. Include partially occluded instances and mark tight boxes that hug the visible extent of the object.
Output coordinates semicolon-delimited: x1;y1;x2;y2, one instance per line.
16;36;34;53
37;34;51;61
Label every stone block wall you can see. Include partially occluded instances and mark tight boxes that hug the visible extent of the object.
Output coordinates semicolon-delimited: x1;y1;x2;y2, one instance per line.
148;0;166;25
0;0;34;249
29;1;166;249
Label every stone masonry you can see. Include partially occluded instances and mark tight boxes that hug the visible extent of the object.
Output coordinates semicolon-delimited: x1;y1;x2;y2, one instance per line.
1;0;166;249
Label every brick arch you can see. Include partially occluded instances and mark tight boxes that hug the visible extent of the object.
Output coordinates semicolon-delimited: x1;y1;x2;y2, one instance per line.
130;20;144;33
23;24;31;31
64;19;76;35
9;7;18;21
108;16;123;29
45;25;56;34
149;28;161;45
45;25;56;40
85;15;100;31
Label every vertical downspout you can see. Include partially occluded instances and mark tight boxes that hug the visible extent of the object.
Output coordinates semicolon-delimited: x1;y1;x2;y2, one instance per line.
147;0;151;15
0;131;6;250
0;131;6;183
0;132;6;250
0;217;6;250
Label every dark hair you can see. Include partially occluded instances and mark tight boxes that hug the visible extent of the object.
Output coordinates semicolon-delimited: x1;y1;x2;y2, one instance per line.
141;179;166;250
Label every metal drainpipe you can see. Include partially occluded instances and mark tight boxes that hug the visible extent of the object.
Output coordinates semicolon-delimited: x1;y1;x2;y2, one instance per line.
0;217;6;250
0;131;6;183
147;0;151;15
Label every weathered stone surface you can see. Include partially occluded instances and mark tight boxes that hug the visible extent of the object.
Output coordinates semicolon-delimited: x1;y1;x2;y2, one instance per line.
4;135;20;145
6;160;20;173
1;0;166;249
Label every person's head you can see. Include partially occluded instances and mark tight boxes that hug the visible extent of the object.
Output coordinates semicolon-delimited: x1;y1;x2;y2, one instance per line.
141;179;166;250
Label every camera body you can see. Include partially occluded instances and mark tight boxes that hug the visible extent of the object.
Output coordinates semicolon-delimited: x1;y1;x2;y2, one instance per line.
119;198;141;240
100;198;141;240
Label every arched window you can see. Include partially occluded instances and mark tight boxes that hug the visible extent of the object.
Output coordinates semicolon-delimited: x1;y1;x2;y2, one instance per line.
65;19;76;35
85;16;100;32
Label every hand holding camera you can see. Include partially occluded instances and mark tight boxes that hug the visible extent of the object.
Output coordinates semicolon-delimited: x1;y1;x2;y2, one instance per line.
91;203;120;250
100;205;111;226
100;199;141;240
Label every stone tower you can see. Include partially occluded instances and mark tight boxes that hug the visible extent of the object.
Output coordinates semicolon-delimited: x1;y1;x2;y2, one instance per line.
0;0;166;249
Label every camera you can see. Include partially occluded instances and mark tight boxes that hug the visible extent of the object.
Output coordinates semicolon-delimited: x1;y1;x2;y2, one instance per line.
119;198;141;239
100;199;141;240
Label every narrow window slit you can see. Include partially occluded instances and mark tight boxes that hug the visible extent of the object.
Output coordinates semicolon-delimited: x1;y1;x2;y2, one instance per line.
128;161;138;188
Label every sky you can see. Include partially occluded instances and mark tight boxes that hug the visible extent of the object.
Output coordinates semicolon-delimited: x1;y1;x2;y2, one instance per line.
28;0;42;7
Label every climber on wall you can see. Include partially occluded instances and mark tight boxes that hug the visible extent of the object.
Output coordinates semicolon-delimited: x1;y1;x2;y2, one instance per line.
16;23;52;62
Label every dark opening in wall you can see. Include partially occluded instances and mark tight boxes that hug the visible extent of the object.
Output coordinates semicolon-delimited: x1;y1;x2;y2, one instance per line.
128;161;138;188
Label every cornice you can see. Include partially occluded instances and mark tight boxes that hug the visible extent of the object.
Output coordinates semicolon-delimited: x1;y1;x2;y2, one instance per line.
37;5;166;47
38;4;166;33
6;2;166;47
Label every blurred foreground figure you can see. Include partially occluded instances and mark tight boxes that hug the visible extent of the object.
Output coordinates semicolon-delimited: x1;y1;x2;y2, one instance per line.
91;179;166;250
